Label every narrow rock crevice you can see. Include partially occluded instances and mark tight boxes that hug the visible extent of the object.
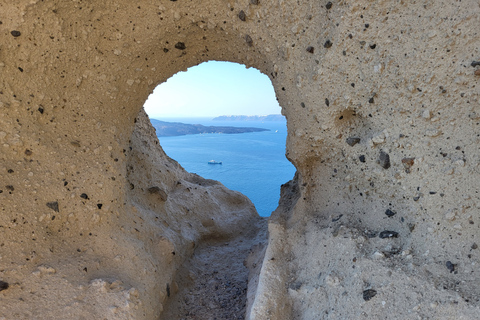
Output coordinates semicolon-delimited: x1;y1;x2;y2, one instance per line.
161;219;267;319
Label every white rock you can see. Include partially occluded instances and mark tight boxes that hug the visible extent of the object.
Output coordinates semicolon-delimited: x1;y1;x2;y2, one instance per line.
371;132;386;144
425;129;440;137
325;275;340;287
445;210;456;221
373;251;385;260
37;265;56;274
422;109;431;119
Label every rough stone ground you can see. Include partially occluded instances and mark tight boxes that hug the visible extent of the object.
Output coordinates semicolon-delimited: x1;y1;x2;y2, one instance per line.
162;220;267;320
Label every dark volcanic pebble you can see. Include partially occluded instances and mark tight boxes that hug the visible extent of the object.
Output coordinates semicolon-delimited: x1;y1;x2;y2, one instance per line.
379;230;398;239
446;261;455;273
245;35;253;46
80;193;89;200
324;40;333;48
326;1;332;9
0;281;9;291
11;30;21;37
472;243;478;250
306;46;314;53
38;106;44;114
346;137;360;147
325;98;329;106
359;155;366;163
378;150;391;169
471;61;480;67
385;209;396;217
174;42;186;50
363;289;377;301
46;201;59;212
238;10;246;21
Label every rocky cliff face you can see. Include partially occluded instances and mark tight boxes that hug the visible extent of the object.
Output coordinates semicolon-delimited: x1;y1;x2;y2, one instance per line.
0;0;479;319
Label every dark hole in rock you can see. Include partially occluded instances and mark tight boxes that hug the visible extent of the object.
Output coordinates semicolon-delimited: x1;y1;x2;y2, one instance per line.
385;209;396;217
379;230;398;239
363;289;377;301
0;281;9;291
174;42;186;50
46;201;59;212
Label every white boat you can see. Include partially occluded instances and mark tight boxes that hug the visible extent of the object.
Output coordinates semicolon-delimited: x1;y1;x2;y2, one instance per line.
208;160;222;165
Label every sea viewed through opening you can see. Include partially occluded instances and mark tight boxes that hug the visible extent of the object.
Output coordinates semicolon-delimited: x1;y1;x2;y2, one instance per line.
153;116;296;217
144;61;294;217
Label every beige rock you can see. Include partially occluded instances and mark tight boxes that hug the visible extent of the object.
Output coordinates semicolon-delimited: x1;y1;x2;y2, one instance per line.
0;0;479;319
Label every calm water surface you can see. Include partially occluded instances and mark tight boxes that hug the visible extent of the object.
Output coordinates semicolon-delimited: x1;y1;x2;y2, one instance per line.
156;118;296;217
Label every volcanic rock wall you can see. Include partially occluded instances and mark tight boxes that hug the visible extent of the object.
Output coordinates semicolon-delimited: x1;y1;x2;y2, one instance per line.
0;0;479;319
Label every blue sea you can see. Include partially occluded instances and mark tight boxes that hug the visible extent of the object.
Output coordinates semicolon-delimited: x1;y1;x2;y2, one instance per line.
155;118;296;217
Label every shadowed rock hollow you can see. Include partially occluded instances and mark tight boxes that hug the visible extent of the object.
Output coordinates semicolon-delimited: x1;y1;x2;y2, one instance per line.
0;0;479;319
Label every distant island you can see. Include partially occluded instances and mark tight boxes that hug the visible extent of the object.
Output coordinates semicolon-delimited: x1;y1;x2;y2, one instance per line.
213;114;285;122
150;119;269;137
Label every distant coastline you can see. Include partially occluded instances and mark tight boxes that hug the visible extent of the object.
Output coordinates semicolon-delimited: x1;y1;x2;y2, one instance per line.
150;119;269;137
213;114;284;122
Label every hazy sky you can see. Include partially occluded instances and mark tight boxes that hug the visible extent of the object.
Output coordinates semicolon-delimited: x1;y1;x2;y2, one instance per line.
143;61;281;119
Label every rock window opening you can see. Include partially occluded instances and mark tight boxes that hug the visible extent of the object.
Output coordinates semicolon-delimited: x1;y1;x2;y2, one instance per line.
143;61;295;217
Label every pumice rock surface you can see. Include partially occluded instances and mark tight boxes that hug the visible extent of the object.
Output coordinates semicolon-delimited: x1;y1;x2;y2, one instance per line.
0;0;479;319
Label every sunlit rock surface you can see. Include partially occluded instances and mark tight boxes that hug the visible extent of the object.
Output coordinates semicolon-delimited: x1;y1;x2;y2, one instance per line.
0;0;479;319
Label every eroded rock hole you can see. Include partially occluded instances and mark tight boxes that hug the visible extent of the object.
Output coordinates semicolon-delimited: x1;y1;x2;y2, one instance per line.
143;61;295;217
134;61;295;319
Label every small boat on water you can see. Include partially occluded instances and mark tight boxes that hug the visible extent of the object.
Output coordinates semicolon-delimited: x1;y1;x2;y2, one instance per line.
208;160;222;165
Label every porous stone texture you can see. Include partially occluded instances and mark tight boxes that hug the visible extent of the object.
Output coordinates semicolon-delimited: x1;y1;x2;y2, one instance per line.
0;0;479;319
